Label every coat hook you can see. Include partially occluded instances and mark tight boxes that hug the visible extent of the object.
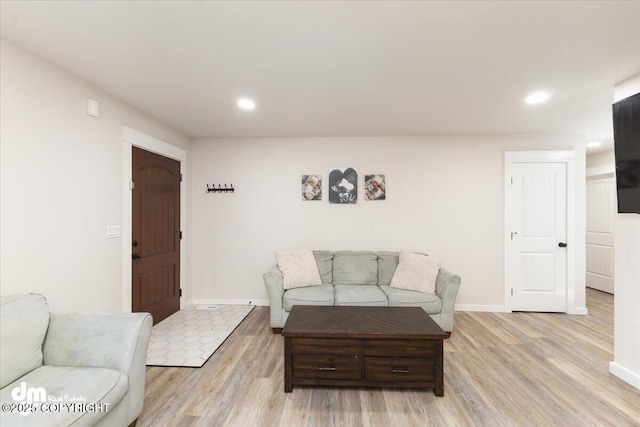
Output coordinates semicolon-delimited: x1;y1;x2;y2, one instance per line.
206;183;236;194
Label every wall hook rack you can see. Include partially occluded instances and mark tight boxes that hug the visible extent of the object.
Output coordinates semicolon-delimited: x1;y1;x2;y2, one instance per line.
206;184;235;193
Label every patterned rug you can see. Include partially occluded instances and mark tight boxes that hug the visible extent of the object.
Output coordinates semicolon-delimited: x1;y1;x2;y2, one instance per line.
146;304;254;367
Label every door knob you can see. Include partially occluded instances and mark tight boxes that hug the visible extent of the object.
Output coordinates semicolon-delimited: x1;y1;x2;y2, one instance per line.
132;253;142;260
558;242;567;248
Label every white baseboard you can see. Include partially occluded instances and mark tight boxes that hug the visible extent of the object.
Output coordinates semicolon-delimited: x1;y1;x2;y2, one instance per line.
455;304;505;312
609;361;640;390
570;307;589;315
455;304;589;315
192;298;270;306
189;302;588;313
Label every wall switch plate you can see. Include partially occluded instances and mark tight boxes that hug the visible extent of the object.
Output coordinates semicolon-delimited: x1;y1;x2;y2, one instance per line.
106;225;121;239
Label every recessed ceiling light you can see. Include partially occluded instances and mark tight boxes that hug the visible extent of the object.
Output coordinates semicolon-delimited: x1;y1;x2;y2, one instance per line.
237;98;256;110
586;141;602;148
525;91;550;105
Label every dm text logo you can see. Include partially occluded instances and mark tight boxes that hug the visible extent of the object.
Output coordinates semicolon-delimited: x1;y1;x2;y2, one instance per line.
11;382;46;416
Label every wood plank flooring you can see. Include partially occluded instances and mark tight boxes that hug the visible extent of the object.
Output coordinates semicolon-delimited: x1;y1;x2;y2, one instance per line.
139;289;640;426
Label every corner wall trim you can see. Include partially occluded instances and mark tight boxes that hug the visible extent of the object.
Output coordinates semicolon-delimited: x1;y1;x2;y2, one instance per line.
609;361;640;390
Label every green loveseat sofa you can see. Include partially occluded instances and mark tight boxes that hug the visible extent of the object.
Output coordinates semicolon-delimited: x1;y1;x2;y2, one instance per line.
263;251;461;334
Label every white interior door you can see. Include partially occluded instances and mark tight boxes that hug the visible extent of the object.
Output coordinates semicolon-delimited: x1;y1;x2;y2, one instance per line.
509;163;567;312
586;175;615;294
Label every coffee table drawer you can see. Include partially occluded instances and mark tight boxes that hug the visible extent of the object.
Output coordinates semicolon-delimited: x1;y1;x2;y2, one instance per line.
365;357;434;382
292;338;361;355
293;355;362;380
365;339;436;357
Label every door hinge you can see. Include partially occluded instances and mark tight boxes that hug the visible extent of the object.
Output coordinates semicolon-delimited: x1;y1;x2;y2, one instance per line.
180;231;183;240
129;181;135;190
511;289;513;296
179;288;183;297
180;173;183;182
510;177;513;185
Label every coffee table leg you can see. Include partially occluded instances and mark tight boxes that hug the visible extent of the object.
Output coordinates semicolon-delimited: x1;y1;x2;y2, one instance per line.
284;337;293;392
434;339;444;396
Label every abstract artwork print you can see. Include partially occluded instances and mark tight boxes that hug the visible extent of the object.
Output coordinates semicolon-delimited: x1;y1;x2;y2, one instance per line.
329;168;358;204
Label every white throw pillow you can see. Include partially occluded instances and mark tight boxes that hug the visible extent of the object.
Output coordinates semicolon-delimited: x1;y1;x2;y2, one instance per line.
275;248;323;290
390;250;441;294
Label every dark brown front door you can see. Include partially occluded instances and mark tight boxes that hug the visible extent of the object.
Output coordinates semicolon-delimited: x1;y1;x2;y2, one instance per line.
132;147;180;325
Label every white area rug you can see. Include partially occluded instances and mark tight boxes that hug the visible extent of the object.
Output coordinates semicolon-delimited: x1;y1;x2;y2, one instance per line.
146;305;254;367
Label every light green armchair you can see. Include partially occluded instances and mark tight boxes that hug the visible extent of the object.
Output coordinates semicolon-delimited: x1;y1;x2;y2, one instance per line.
0;293;152;427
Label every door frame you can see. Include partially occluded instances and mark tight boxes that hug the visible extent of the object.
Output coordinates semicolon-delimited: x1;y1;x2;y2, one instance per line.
585;163;616;294
122;127;187;313
504;150;581;314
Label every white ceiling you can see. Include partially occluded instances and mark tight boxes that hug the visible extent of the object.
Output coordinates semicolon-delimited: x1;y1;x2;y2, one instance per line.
1;1;639;144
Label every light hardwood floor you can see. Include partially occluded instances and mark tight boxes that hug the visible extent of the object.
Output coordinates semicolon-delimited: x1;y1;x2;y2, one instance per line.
139;289;640;426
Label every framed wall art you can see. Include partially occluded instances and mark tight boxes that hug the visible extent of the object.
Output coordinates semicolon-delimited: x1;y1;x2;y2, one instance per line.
329;168;357;204
301;175;322;200
364;174;386;200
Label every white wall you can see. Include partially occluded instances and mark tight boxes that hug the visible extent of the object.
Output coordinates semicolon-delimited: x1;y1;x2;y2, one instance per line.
0;39;190;313
610;74;640;390
190;135;587;312
586;149;615;168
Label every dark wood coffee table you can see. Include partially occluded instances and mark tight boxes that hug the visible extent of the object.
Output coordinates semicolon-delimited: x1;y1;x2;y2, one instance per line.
282;306;449;396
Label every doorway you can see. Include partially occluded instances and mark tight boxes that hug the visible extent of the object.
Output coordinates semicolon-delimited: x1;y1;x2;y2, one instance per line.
586;171;615;294
132;147;181;324
122;127;187;320
504;151;577;313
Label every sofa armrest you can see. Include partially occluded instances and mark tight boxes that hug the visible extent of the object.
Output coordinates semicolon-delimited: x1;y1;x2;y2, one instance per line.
42;312;152;424
435;268;461;301
264;265;285;300
263;265;286;326
435;268;461;331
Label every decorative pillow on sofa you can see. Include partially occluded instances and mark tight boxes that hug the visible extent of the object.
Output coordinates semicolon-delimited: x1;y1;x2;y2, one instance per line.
275;248;323;290
390;250;441;294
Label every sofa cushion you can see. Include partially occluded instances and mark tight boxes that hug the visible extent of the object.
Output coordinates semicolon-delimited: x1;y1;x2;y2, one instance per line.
313;251;334;284
0;294;50;389
275;248;323;290
0;365;127;427
283;285;335;311
332;251;378;285
334;285;388;306
390;251;441;294
379;286;442;313
377;251;399;286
